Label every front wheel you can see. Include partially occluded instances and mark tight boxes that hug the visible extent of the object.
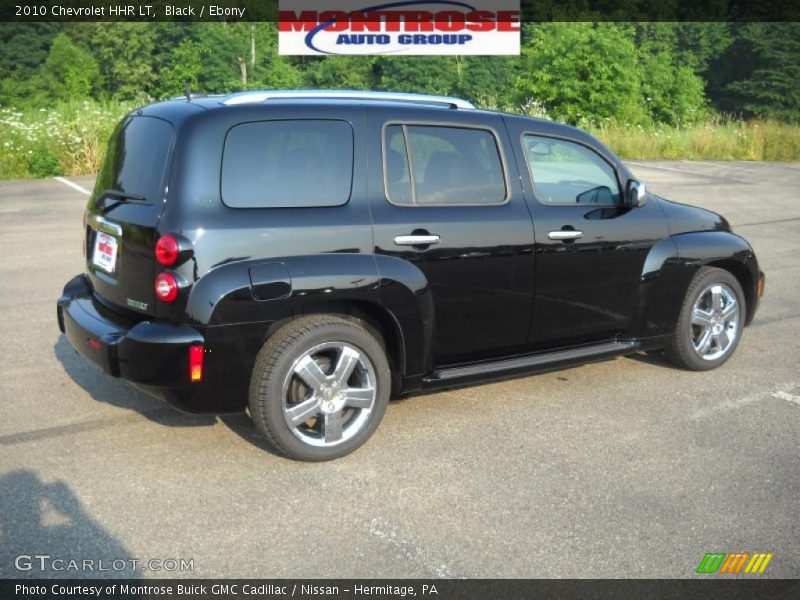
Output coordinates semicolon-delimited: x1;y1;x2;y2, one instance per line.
665;267;745;371
249;315;391;461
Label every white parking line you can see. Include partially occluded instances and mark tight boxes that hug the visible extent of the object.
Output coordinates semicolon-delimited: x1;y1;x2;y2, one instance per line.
682;160;721;168
772;391;800;406
690;382;800;419
624;161;720;178
625;161;688;173
365;517;457;578
54;176;90;196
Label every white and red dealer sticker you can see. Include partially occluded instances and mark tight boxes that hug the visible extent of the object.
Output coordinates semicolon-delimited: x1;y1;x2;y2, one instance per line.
92;231;118;275
278;0;520;56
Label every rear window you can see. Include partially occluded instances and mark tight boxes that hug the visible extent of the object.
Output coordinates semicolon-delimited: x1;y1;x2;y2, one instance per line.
221;120;354;208
95;116;173;204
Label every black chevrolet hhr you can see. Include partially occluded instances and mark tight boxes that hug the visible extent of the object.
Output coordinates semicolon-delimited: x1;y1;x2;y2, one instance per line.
57;90;764;461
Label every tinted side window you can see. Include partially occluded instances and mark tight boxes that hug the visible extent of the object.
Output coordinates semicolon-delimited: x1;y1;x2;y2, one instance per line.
222;120;353;208
384;125;506;206
384;125;413;204
523;135;620;206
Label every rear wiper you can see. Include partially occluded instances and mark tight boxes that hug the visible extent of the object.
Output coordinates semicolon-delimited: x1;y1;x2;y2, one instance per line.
99;189;148;212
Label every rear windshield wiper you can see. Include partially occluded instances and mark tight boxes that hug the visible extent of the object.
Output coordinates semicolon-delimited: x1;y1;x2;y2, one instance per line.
99;189;149;212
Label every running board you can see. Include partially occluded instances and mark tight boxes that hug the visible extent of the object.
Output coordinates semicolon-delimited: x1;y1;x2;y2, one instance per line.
425;340;639;383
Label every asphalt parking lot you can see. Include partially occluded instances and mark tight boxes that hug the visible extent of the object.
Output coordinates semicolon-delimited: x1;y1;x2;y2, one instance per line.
0;161;798;579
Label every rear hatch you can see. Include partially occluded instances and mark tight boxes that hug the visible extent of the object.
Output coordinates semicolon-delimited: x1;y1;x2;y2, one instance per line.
85;115;174;318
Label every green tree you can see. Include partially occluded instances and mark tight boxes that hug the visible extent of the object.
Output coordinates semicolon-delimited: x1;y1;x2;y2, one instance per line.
639;53;706;126
247;24;304;89
305;56;376;89
512;23;647;125
712;23;800;121
0;23;58;83
375;57;458;95
451;57;520;108
188;23;249;93
159;39;203;97
79;23;156;100
635;24;708;125
674;22;732;74
42;33;101;101
3;20;798;129
0;23;59;104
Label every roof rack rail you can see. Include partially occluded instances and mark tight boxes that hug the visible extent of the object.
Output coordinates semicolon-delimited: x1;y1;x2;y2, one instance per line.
221;90;475;109
169;92;208;101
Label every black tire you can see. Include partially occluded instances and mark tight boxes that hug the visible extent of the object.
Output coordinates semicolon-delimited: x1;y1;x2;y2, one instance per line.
248;315;391;461
665;267;746;371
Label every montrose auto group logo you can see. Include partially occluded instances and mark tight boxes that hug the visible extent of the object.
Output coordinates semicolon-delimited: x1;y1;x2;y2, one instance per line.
278;0;520;55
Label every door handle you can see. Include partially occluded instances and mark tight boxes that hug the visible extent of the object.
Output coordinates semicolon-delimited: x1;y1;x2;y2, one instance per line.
394;234;440;246
548;230;583;241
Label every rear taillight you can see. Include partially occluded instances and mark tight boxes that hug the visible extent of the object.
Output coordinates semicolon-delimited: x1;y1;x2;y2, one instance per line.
155;235;179;266
154;235;192;305
189;345;204;382
155;272;179;303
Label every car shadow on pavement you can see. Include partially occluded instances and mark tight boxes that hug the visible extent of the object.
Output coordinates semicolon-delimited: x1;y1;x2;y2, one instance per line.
625;350;683;370
54;335;282;455
0;470;142;579
54;335;216;428
217;414;281;454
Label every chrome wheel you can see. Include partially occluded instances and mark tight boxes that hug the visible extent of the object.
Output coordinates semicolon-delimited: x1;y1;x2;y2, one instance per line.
281;342;377;448
691;283;740;361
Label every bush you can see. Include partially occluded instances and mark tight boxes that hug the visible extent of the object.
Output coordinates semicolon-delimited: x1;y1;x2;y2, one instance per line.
510;23;710;128
0;100;132;179
26;144;60;177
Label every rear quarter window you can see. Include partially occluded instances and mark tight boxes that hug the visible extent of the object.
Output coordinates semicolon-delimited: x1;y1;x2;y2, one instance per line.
221;119;354;208
94;115;173;205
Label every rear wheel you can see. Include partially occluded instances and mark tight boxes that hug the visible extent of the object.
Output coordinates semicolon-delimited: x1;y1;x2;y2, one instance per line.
665;267;745;371
248;315;391;461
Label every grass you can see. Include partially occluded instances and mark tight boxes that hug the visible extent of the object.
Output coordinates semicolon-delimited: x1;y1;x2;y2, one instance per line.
1;100;799;180
589;118;800;161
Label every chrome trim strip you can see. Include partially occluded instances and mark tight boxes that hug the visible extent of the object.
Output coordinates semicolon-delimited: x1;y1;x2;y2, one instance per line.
222;90;476;109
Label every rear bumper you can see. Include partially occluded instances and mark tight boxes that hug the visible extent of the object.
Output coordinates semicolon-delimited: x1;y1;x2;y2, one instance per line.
57;274;203;389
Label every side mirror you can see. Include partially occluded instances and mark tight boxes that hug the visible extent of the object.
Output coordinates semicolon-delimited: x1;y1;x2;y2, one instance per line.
626;180;647;207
